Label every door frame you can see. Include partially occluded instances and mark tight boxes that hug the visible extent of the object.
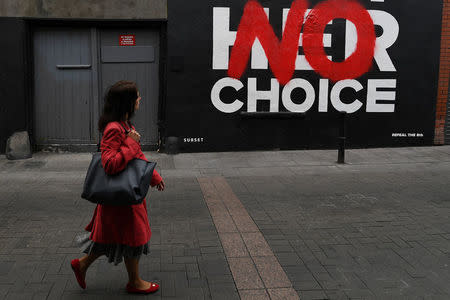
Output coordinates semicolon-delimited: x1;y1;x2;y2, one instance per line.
26;18;167;152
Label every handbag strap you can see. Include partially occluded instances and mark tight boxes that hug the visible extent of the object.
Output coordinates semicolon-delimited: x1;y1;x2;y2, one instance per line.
97;120;133;152
118;121;131;134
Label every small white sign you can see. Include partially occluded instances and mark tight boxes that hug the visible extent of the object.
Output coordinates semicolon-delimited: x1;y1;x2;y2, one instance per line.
184;137;204;143
392;133;424;138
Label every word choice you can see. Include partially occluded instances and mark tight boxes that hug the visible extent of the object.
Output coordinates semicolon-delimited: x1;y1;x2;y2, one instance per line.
211;77;396;113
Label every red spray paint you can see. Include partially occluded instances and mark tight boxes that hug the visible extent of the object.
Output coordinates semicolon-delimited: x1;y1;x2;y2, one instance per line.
303;0;375;81
228;0;307;85
228;0;376;84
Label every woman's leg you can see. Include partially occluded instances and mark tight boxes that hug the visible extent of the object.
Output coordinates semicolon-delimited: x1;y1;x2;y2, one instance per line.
124;257;152;289
78;253;102;277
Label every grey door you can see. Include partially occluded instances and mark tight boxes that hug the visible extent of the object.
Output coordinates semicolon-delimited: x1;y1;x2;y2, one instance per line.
99;28;160;147
33;27;95;145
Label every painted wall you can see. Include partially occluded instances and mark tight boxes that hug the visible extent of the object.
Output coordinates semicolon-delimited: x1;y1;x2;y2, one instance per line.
0;0;167;19
0;18;29;154
166;0;443;152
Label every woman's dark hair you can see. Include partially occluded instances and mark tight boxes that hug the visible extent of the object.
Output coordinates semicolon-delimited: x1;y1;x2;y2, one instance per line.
98;80;138;133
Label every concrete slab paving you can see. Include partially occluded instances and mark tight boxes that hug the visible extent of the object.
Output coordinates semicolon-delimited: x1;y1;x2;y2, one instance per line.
0;146;449;299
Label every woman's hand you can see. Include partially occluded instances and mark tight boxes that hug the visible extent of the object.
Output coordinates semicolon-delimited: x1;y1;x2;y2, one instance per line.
156;179;165;191
127;129;141;143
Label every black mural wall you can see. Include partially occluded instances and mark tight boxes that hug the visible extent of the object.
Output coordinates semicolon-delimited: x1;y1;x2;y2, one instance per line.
166;0;443;152
0;18;29;154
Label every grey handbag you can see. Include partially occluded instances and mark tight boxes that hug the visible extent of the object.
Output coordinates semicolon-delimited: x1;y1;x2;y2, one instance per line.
81;122;157;206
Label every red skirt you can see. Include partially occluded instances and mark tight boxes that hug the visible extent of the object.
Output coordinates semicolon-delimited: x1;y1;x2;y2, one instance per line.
84;198;151;247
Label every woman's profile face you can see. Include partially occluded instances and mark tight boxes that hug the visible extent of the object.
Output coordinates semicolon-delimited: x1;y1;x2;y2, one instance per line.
135;91;142;111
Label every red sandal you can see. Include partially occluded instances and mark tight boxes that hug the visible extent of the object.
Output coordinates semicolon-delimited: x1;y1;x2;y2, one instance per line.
70;259;86;289
126;282;159;294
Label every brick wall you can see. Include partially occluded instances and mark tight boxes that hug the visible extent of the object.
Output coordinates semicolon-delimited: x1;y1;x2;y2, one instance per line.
435;0;450;145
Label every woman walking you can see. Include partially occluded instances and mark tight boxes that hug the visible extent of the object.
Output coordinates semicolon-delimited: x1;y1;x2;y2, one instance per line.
70;80;165;294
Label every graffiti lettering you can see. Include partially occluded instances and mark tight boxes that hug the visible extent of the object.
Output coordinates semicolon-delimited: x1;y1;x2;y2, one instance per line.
213;6;399;73
217;0;378;84
302;0;375;81
227;0;307;85
227;0;376;84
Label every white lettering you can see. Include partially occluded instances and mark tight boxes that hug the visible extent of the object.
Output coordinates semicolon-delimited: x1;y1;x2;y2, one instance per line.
346;10;399;71
318;79;329;113
282;79;315;112
211;77;244;113
248;78;280;112
212;8;236;70
330;80;363;113
366;79;396;112
213;7;270;70
210;77;397;114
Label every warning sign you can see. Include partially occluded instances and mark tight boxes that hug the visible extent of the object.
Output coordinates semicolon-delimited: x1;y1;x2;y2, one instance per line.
119;35;136;46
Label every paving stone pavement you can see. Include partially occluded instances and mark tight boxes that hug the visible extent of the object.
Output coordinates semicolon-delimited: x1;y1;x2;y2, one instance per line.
0;146;449;299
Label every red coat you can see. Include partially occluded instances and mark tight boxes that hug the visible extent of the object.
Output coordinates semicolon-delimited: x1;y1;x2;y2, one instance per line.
84;120;162;247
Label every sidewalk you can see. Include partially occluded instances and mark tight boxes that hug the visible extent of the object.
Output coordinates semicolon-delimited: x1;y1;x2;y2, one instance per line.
0;146;449;299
